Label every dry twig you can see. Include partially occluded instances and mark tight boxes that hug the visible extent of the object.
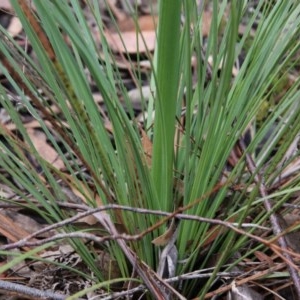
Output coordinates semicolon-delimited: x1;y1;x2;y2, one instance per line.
238;138;300;298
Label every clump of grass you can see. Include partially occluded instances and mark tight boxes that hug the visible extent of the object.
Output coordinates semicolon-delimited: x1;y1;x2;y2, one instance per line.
0;0;300;298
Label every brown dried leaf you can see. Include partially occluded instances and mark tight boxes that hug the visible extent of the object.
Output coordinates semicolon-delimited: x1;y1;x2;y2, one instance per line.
4;210;43;235
152;219;177;246
0;211;37;251
27;128;64;170
140;127;152;167
105;12;158;54
105;30;156;53
118;15;158;32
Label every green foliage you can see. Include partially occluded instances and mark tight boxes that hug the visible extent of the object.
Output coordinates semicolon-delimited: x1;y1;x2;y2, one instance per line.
0;0;300;298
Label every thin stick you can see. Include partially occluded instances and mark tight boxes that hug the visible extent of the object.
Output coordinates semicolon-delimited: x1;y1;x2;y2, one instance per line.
238;138;300;298
0;279;69;300
2;203;299;262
